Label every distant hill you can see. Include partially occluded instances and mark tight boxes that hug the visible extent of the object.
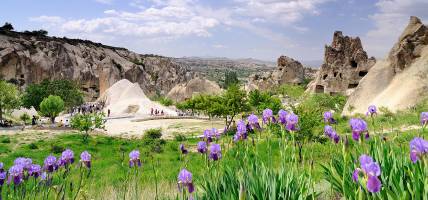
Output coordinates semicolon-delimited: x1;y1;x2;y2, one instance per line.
174;57;276;84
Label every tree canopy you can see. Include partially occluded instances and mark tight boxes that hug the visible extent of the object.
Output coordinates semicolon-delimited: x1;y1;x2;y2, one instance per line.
39;95;65;123
0;80;21;121
248;90;282;114
177;84;250;127
22;79;84;110
0;22;14;31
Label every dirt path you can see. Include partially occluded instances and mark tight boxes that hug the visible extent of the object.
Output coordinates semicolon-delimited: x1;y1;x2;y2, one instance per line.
104;117;224;139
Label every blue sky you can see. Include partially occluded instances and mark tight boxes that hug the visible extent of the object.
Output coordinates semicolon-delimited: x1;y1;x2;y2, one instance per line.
1;0;427;62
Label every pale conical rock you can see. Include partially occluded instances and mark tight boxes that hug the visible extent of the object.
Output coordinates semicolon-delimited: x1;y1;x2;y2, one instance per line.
343;16;428;115
98;79;177;117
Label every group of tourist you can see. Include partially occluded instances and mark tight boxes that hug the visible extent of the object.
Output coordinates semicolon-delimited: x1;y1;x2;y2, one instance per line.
70;102;104;116
150;108;165;116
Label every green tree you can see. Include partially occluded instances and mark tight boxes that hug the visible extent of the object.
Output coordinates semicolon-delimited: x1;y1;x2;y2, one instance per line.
39;95;64;124
22;79;84;110
249;90;282;114
221;84;250;127
0;22;14;31
0;80;21;121
223;70;239;89
70;113;105;142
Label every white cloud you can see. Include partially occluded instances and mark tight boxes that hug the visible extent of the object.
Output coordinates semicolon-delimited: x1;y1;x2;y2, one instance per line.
364;0;428;58
233;0;330;25
31;0;219;38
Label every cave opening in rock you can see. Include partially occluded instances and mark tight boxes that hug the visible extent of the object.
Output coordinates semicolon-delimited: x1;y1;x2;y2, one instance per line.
334;72;338;77
350;60;358;68
323;74;328;80
348;83;358;88
359;71;368;77
315;85;324;93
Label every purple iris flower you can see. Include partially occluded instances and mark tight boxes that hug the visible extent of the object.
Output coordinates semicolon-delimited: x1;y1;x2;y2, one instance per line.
14;157;32;170
59;149;75;167
44;155;58;173
204;129;213;143
367;105;377;116
212;128;221;138
178;169;194;194
180;144;188;154
285;113;299;131
0;162;4;173
420;112;428;126
409;137;428;163
234;120;248;142
7;165;24;185
349;118;368;141
80;151;92;168
323;111;336;124
28;164;41;178
129;150;141;168
324;125;334;137
352;154;382;193
197;141;207;154
209;144;222;161
332;133;340;144
325;125;340;144
0;171;6;186
247;114;261;130
278;109;288;125
262;109;273;124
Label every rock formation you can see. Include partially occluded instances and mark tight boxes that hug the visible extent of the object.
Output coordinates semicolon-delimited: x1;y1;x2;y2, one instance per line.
0;31;193;101
306;31;376;95
343;16;428;115
246;55;305;91
98;79;177;117
167;76;222;102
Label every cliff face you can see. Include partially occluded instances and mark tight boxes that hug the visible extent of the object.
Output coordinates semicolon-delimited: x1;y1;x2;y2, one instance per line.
343;16;428;115
0;31;193;101
246;55;306;91
306;31;375;95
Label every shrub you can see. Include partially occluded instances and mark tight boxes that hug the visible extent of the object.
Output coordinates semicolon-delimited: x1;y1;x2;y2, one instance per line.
143;128;162;140
173;133;186;142
70;113;105;142
28;143;38;149
51;145;65;154
159;97;173;106
20;113;30;125
1;137;11;143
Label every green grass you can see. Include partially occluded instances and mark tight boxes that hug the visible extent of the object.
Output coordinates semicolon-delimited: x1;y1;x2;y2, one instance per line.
0;123;425;199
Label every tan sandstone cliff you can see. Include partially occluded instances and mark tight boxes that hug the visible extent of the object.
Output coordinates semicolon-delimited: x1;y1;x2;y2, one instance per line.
167;77;222;102
343;16;428;115
306;31;376;95
0;30;193;101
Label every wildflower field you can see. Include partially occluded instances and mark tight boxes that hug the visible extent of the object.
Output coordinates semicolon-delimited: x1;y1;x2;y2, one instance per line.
1;89;428;199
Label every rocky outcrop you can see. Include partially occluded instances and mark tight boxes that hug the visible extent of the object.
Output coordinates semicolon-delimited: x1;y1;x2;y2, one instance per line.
167;77;222;102
0;31;193;101
343;16;428;115
306;31;375;95
246;55;305;91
